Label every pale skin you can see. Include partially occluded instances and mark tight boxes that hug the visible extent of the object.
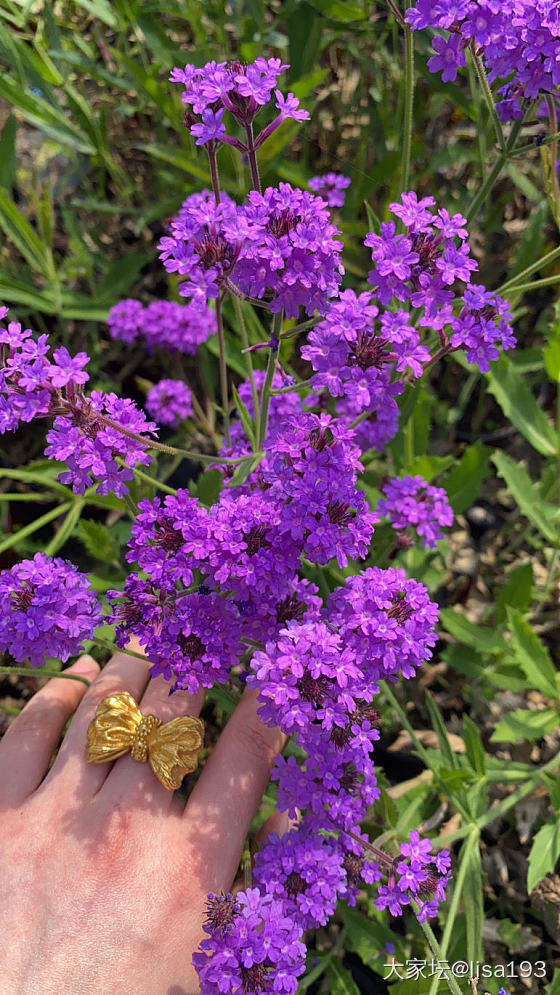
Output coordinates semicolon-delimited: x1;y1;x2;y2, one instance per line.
0;645;288;995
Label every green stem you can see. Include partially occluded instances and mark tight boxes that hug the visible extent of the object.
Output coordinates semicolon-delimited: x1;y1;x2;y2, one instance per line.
400;24;414;192
232;294;259;422
416;911;464;995
132;465;178;496
469;43;505;153
468;59;486;182
0;665;91;687
0;500;73;555
123;492;138;518
511;129;560;157
91;634;148;664
498;244;560;293
545;94;560;220
215;295;230;447
244;122;261;192
270;379;311;397
466;153;506;223
503;274;560;295
430;831;478;990
256;311;283;448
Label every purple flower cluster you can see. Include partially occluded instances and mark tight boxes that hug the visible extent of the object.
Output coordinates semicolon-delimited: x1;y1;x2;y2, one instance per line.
308;172;351;208
193;887;306;994
376;474;454;548
405;0;560;120
0;312;156;498
159;184;344;318
170;58;309;149
145;378;193;427
107;297;215;354
0;553;100;666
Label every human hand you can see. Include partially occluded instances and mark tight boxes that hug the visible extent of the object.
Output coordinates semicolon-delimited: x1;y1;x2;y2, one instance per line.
0;646;286;995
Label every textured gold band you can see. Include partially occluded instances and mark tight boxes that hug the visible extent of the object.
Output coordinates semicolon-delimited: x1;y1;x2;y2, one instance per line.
86;691;205;790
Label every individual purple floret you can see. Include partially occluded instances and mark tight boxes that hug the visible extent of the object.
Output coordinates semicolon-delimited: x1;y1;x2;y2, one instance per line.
449;283;516;372
145;378;193;427
193;886;306;995
253;828;347;929
376;474;454;548
327;566;439;681
107;298;216;354
375;830;451;924
308;172;351;208
170;58;309;150
405;0;560;121
0;553;100;666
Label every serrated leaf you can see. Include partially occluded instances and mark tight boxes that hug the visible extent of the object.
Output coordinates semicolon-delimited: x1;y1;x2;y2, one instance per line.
486;356;557;457
491;708;559;743
77;519;119;562
441;442;491;513
527;821;560;892
507;608;559;700
493;451;557;543
495;562;533;622
438;767;474;791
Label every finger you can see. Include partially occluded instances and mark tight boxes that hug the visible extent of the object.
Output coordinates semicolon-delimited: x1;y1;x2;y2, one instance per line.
255;808;292;847
0;655;99;808
100;674;205;813
41;641;152;799
183;688;285;892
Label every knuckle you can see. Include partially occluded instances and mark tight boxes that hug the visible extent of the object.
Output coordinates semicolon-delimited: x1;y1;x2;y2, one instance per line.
234;718;283;770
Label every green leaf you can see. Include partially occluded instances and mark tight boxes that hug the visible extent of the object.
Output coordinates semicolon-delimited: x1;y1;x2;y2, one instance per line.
486;356;557;457
495;562;534;622
0;114;16;190
438;767;474;791
507;608;559;700
407;455;454;481
491;708;560;743
544;317;560;383
545;968;560;995
96;253;149;303
492;451;558;543
228;453;263;488
196;468;223;508
0;187;51;276
439;607;506;653
441;442;491;513
340;907;399;967
77;520;119;562
462;714;486;775
462;832;484;964
527;820;560;892
325;960;361;995
425;692;456;768
308;0;367;20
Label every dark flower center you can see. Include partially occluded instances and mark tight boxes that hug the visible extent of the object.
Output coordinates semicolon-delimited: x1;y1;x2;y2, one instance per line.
241;963;270;993
195;233;237;272
266;209;296;238
285;871;307;896
340;763;359;793
297;671;332;705
387;593;413;624
153;517;183;553
343;852;365;885
327;500;352;527
12;585;34;611
276;593;306;626
347;328;388;371
244;524;271;555
178;633;205;660
411;232;441;273
205;892;239;934
309;426;333;451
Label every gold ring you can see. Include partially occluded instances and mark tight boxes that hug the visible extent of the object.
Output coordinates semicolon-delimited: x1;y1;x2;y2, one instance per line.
86;691;204;790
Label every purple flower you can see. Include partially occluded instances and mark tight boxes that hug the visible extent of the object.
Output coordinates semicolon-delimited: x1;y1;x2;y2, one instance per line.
375;474;454;548
190;107;227;145
0;553;100;666
145;378;193;427
308;173;351;208
107;298;144;344
125;490;207;591
274;90;310;122
193;885;306;995
428;33;466;82
253;828;347;929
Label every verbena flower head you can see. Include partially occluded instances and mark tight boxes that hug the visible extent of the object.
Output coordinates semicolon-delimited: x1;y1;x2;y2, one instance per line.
376;474;454;548
145;378;193;427
193;885;306;994
253;828;347;929
1;316;156;498
405;0;560;120
375;829;451;923
308;172;351;208
125;490;207;591
170;58;309;148
364;193;515;372
108;297;216;354
327;566;439;681
0;553;100;666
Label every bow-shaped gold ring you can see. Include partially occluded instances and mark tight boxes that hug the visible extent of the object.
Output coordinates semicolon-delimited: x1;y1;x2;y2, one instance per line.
86;692;205;790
